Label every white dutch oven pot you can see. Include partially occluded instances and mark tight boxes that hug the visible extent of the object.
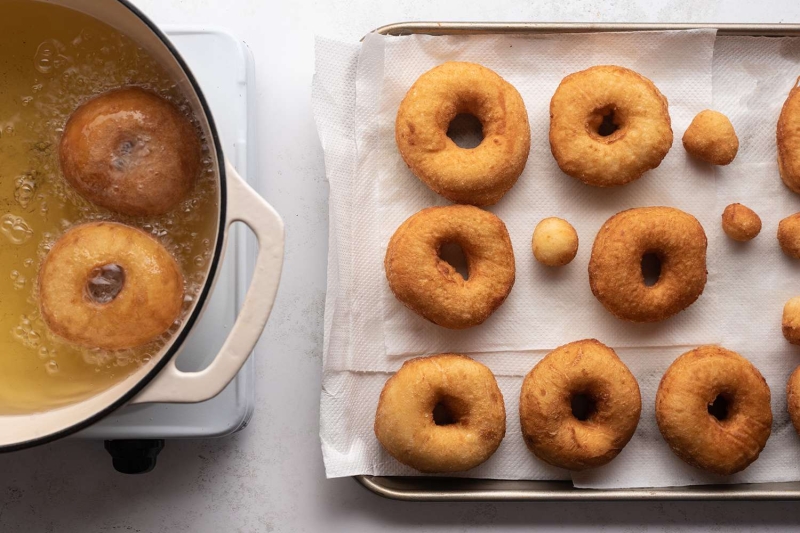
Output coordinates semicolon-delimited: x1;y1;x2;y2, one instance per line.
0;0;284;451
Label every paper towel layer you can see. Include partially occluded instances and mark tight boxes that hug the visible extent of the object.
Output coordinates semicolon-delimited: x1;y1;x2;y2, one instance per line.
315;32;800;488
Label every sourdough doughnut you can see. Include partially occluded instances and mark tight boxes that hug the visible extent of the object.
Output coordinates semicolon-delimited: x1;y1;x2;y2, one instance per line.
385;205;515;329
519;339;641;470
778;213;800;258
788;365;800;436
656;346;772;476
777;78;800;194
39;221;184;350
395;62;530;205
782;297;800;345
589;207;707;322
374;354;506;473
683;110;739;165
532;217;579;267
60;87;202;216
549;65;673;187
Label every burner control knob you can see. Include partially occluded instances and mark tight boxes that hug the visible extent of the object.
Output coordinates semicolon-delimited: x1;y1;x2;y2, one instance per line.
104;439;165;474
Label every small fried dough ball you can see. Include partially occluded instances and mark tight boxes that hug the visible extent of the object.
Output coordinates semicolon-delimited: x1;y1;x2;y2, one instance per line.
778;213;800;259
532;217;579;267
782;297;800;345
682;110;739;165
721;203;761;242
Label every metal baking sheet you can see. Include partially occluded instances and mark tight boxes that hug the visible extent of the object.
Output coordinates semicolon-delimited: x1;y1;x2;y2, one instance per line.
354;21;800;502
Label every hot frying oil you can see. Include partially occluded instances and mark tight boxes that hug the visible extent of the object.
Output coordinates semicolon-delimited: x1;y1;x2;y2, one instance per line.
0;1;218;414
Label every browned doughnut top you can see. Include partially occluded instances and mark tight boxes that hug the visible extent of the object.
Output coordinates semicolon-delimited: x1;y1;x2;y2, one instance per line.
788;365;800;437
589;207;707;322
395;62;530;205
385;205;515;329
777;78;800;194
59;87;202;216
39;221;184;350
374;354;506;473
549;65;673;187
656;346;772;476
519;339;641;471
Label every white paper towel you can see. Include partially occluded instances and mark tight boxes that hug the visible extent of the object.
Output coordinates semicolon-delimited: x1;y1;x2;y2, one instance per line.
314;32;800;487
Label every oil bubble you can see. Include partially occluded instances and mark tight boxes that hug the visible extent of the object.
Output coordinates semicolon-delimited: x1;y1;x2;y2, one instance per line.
1;214;34;244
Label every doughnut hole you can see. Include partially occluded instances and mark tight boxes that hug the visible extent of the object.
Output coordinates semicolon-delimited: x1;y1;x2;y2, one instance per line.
446;113;484;149
782;296;800;345
532;217;579;267
85;263;126;304
587;105;625;141
437;241;470;280
640;252;662;287
570;392;597;422
432;396;465;426
708;393;732;422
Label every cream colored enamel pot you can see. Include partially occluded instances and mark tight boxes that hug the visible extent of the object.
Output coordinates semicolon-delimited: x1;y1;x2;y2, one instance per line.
0;0;284;451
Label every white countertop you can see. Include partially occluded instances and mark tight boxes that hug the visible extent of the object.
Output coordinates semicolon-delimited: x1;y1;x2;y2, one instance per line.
3;0;800;531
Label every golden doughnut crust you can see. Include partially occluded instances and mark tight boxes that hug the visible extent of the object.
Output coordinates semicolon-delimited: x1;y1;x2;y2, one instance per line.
39;222;184;350
395;62;531;205
788;366;800;436
519;339;641;470
60;87;202;216
721;203;761;242
656;346;772;476
683;110;739;165
777;79;800;194
532;217;579;267
374;354;506;473
385;205;515;329
549;65;673;187
778;213;800;258
782;297;800;345
589;207;707;322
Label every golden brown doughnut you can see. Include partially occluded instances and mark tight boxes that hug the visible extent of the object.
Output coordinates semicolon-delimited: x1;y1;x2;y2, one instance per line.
683;110;739;165
39;221;184;350
549;65;673;187
519;339;641;470
60;87;202;216
787;365;800;436
782;297;800;345
777;78;800;194
656;346;772;476
532;217;579;267
385;205;515;329
721;203;761;242
589;207;707;322
374;354;506;473
778;213;800;258
395;62;530;205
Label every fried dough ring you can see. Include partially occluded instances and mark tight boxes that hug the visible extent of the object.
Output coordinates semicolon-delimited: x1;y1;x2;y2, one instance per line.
656;346;772;476
385;205;515;329
395;62;531;205
60;87;202;216
777;77;800;194
39;222;184;350
519;339;641;470
549;65;673;187
374;354;506;473
787;365;800;436
589;207;707;322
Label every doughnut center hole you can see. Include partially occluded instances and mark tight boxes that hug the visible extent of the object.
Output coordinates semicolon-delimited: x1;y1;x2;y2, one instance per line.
439;242;469;280
589;105;622;139
85;263;126;304
708;394;730;421
570;393;597;422
447;113;483;149
641;253;662;287
432;401;458;426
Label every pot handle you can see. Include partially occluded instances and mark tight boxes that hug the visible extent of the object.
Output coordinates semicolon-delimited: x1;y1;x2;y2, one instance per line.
129;160;284;404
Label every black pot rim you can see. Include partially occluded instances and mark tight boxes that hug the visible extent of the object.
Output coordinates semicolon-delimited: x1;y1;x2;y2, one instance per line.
0;0;228;453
